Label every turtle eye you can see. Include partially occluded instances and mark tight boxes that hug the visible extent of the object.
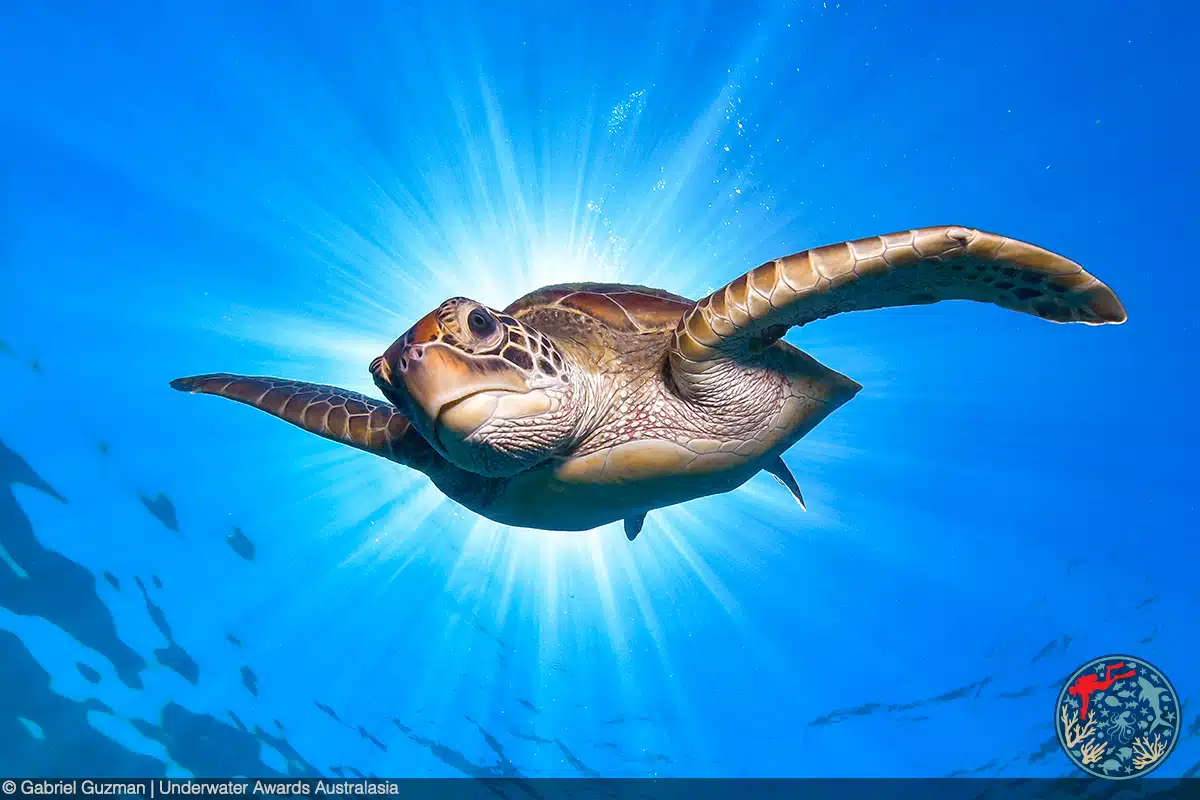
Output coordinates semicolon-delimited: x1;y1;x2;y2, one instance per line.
467;308;496;337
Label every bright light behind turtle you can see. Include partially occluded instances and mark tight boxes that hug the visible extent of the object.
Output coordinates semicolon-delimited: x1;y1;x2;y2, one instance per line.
149;26;879;688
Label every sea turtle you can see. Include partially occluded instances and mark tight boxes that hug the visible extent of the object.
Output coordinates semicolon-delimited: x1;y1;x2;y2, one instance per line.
172;226;1125;540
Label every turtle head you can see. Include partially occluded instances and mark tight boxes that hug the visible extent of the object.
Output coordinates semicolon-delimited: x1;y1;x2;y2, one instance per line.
371;297;581;477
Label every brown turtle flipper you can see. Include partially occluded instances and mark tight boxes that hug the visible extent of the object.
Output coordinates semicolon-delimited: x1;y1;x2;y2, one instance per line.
169;374;439;472
669;227;1126;398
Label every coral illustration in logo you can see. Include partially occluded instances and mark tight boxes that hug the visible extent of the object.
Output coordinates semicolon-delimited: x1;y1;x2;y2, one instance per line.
1056;655;1179;778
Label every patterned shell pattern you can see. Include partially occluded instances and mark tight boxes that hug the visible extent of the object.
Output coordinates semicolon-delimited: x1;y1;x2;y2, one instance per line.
503;282;696;335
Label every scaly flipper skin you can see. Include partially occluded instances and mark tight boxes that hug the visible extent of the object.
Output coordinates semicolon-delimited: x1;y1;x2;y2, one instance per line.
169;374;440;472
669;226;1126;398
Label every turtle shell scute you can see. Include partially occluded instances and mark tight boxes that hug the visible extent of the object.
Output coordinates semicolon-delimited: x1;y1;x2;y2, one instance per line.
504;282;695;334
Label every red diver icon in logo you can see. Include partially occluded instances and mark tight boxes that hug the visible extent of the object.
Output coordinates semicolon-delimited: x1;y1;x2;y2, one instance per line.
1068;661;1137;721
1057;655;1181;779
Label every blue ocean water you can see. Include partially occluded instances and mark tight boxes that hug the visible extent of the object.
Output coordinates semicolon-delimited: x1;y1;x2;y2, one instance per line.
0;0;1196;780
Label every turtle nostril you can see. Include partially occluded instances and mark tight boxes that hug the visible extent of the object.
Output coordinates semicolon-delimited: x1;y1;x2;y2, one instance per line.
408;345;424;360
397;357;409;373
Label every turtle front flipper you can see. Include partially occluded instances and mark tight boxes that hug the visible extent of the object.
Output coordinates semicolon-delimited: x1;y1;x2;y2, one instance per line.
668;227;1126;400
169;373;440;472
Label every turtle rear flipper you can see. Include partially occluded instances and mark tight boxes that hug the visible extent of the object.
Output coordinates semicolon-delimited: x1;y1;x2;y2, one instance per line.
764;457;806;511
169;374;440;473
624;513;646;541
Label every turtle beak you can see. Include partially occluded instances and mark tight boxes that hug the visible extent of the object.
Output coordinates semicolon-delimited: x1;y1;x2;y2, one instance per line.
371;312;440;398
402;345;526;418
369;355;393;386
371;311;527;450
